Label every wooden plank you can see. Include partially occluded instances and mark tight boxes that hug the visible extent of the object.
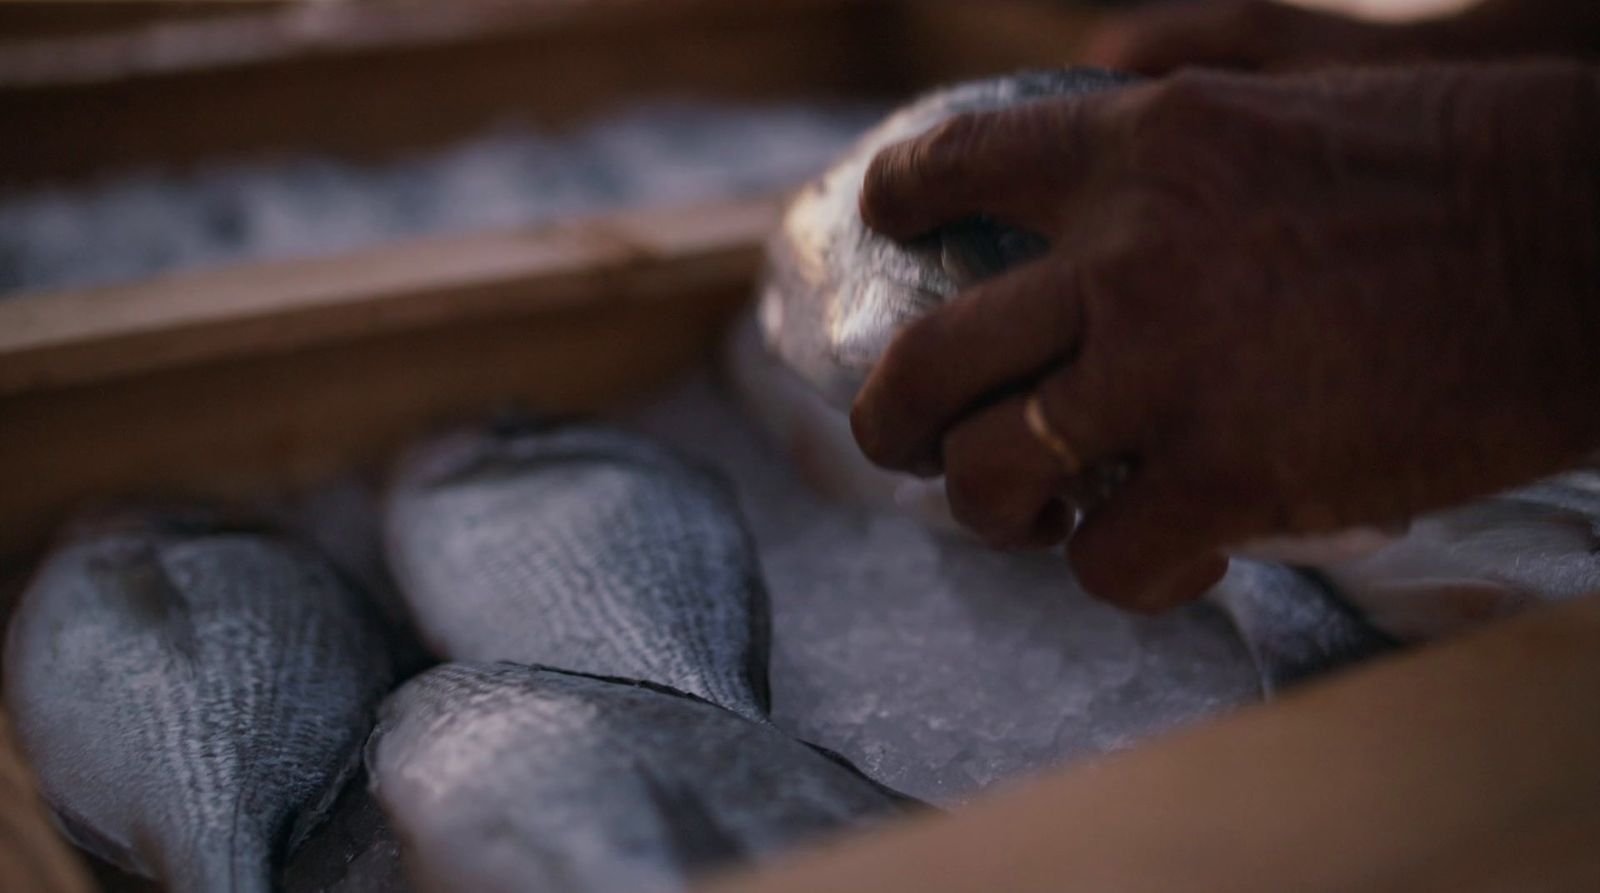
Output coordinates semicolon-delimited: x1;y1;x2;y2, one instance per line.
0;195;779;396
706;595;1600;893
0;709;93;893
0;0;904;192
0;0;873;87
0;205;767;562
0;3;279;41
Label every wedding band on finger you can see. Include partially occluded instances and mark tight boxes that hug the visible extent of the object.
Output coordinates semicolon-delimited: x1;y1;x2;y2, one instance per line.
1023;392;1084;477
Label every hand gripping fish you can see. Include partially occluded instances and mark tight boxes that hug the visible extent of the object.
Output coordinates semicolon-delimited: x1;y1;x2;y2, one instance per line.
748;70;1600;692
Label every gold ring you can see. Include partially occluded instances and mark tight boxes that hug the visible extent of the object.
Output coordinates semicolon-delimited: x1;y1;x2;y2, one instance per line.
1023;393;1083;477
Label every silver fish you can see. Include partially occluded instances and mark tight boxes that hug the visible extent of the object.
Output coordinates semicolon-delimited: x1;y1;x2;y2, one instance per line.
1315;475;1600;642
1213;472;1600;689
366;662;912;893
752;69;1600;690
383;421;771;721
2;513;398;893
759;70;1120;409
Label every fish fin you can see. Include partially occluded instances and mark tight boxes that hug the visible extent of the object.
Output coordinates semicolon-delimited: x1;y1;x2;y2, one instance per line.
50;803;147;878
1210;561;1399;697
636;767;749;874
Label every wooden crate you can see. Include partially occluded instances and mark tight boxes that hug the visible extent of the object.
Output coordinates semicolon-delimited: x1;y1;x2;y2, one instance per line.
0;0;1102;558
0;1;1100;889
4;3;1599;892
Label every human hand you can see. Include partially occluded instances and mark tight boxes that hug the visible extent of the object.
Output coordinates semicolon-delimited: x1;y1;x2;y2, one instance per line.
851;63;1600;611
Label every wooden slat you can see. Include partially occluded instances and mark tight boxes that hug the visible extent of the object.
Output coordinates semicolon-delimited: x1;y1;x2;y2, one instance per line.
707;595;1600;893
0;6;1117;891
0;195;779;396
0;198;774;562
0;0;904;192
0;2;280;42
0;0;871;87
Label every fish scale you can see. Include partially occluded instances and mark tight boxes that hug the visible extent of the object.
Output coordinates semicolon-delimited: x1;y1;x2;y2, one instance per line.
385;422;771;721
366;662;913;893
3;520;398;893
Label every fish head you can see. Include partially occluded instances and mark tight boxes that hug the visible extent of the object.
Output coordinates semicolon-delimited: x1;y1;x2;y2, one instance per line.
759;166;954;408
757;69;1132;410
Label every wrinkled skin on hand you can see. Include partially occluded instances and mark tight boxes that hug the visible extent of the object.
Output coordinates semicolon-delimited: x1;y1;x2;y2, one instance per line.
1081;0;1600;75
850;63;1600;611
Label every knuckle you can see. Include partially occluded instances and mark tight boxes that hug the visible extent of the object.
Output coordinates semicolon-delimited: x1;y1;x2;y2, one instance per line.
1127;71;1229;148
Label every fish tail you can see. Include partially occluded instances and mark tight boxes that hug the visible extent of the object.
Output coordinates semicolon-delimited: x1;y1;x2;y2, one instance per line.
165;838;273;893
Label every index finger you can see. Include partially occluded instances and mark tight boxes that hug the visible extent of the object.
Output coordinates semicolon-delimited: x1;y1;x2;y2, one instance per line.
850;259;1084;473
859;97;1108;241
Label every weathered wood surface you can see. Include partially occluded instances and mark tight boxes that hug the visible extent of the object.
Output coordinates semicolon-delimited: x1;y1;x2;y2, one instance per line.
708;595;1600;893
0;197;775;564
0;2;276;41
0;0;902;193
0;196;778;396
0;0;1118;197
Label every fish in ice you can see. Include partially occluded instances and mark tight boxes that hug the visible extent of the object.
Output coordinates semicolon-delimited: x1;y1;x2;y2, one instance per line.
2;512;399;893
383;420;771;721
366;662;914;893
751;70;1600;690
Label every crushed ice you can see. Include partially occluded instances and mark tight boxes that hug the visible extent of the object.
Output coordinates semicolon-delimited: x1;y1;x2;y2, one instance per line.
0;101;879;296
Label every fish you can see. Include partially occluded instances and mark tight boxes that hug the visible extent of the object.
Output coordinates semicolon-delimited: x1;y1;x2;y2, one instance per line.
750;69;1600;692
1314;475;1600;642
1206;560;1396;696
2;511;399;893
759;69;1123;410
383;420;771;721
365;662;914;893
